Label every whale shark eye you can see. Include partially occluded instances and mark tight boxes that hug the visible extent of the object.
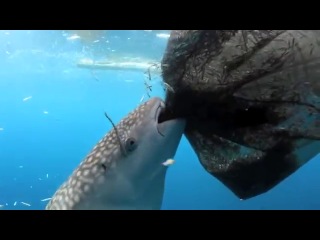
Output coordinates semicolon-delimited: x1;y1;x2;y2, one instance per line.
125;137;137;152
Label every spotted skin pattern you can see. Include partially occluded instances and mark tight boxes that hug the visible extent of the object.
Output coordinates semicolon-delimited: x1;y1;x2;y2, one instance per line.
46;97;186;210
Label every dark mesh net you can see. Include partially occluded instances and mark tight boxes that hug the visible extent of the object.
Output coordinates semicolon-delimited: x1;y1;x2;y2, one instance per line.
162;30;320;199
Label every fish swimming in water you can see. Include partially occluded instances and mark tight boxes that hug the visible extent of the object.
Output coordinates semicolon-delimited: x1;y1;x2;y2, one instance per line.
46;97;186;210
162;158;175;166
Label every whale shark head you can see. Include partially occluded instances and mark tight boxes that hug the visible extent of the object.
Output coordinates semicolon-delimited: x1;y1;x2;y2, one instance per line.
46;97;186;210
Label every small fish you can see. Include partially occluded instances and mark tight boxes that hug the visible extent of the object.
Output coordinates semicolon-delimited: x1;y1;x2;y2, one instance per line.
162;159;175;166
20;202;31;207
46;174;49;179
41;198;52;202
23;96;32;102
46;97;186;210
43;111;48;114
67;34;80;41
90;70;99;82
156;33;170;39
14;201;17;206
139;95;145;103
0;128;3;131
163;82;175;93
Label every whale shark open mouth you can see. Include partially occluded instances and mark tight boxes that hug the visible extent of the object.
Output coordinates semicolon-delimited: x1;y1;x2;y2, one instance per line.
157;104;177;124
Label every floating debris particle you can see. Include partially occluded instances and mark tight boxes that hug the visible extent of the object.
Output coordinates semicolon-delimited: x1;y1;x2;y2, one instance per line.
93;40;100;43
19;166;23;168
43;111;48;114
0;128;3;131
20;202;31;207
40;198;52;202
13;201;17;206
0;205;3;208
30;186;33;189
23;96;32;102
38;178;42;181
46;174;49;179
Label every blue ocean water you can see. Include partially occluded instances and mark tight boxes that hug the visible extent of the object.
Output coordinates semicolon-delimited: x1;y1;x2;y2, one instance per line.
0;30;319;210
